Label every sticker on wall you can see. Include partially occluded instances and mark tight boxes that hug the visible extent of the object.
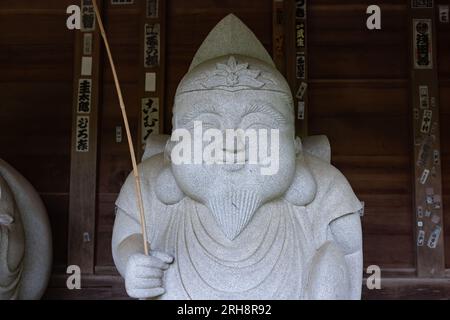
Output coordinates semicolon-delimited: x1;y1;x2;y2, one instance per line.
426;187;434;204
81;57;93;76
295;0;307;19
431;166;437;178
417;135;433;167
111;0;134;4
145;72;157;92
144;24;160;68
81;0;96;32
413;19;433;69
296;53;306;79
77;79;92;114
439;5;449;23
433;194;442;209
414;108;420;120
433;150;440;165
417;206;423;218
147;0;159;18
296;82;308;100
412;0;433;8
431;215;441;224
83;33;93;56
142;98;160;144
417;230;425;246
115;126;123;143
427;225;441;249
419;85;429;109
419;168;430;185
297;101;305;120
296;22;306;48
420;109;432;134
76;116;90;152
425;209;432;218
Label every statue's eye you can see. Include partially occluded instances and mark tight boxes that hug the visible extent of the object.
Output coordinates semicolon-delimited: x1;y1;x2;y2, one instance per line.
246;122;273;130
186;113;221;130
241;113;279;130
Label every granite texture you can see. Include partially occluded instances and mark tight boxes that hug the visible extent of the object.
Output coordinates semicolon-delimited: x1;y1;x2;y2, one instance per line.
112;14;363;300
0;159;52;300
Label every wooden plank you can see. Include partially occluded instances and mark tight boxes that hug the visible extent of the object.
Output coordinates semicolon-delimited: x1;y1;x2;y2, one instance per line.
409;5;446;277
272;0;286;74
285;0;309;137
42;273;450;300
137;0;166;156
68;0;104;274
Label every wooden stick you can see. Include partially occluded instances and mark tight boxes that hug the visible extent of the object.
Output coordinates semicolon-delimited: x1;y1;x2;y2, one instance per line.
92;0;150;256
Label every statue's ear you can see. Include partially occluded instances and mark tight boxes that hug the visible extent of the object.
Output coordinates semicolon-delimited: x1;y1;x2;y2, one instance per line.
155;166;185;205
284;155;317;207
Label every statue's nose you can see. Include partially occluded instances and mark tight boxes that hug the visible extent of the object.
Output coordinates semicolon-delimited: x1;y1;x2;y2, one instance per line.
222;131;246;154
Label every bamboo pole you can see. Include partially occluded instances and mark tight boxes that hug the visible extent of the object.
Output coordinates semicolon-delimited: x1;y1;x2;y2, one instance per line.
92;0;149;256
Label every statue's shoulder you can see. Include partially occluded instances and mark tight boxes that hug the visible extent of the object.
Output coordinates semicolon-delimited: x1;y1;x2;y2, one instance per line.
303;153;343;191
116;153;166;215
304;153;361;217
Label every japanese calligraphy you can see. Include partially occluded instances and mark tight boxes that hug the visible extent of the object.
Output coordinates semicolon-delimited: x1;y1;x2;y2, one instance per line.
83;33;93;56
144;24;160;68
295;0;306;19
413;19;433;69
412;0;433;8
420;109;432;133
147;0;159;18
296;22;306;48
419;85;429;109
77;79;92;114
296;53;306;79
81;0;95;32
76;116;90;152
142;98;160;145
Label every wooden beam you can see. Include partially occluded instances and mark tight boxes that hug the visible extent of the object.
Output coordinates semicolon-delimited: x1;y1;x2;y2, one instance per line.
68;0;103;274
138;0;166;158
409;3;446;277
272;0;286;75
285;0;308;137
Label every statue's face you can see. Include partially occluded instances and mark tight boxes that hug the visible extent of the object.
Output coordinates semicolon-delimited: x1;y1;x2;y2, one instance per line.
170;89;297;240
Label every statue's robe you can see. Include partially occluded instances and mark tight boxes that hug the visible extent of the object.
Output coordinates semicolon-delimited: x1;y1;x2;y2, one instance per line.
0;226;22;300
116;153;362;300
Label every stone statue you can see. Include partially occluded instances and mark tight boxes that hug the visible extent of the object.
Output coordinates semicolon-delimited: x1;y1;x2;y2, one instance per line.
112;14;363;300
0;159;52;300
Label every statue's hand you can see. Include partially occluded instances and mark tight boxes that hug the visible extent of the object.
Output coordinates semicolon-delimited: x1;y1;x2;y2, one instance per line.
125;251;174;299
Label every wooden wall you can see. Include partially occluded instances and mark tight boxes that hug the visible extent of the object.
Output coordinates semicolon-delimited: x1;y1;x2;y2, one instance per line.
0;0;449;299
0;0;75;269
307;0;414;270
437;0;450;268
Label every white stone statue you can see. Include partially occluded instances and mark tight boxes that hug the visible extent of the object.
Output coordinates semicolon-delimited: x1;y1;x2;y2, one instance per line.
0;159;52;300
112;14;363;300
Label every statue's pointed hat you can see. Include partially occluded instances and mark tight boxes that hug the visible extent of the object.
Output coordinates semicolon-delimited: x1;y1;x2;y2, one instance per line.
176;14;292;98
189;14;275;71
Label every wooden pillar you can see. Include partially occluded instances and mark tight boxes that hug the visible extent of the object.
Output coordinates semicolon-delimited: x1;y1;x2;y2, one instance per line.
138;0;166;158
68;0;103;274
409;2;445;277
285;0;308;137
273;0;286;75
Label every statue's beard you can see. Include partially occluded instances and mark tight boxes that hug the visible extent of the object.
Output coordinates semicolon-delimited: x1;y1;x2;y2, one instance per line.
207;188;262;240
